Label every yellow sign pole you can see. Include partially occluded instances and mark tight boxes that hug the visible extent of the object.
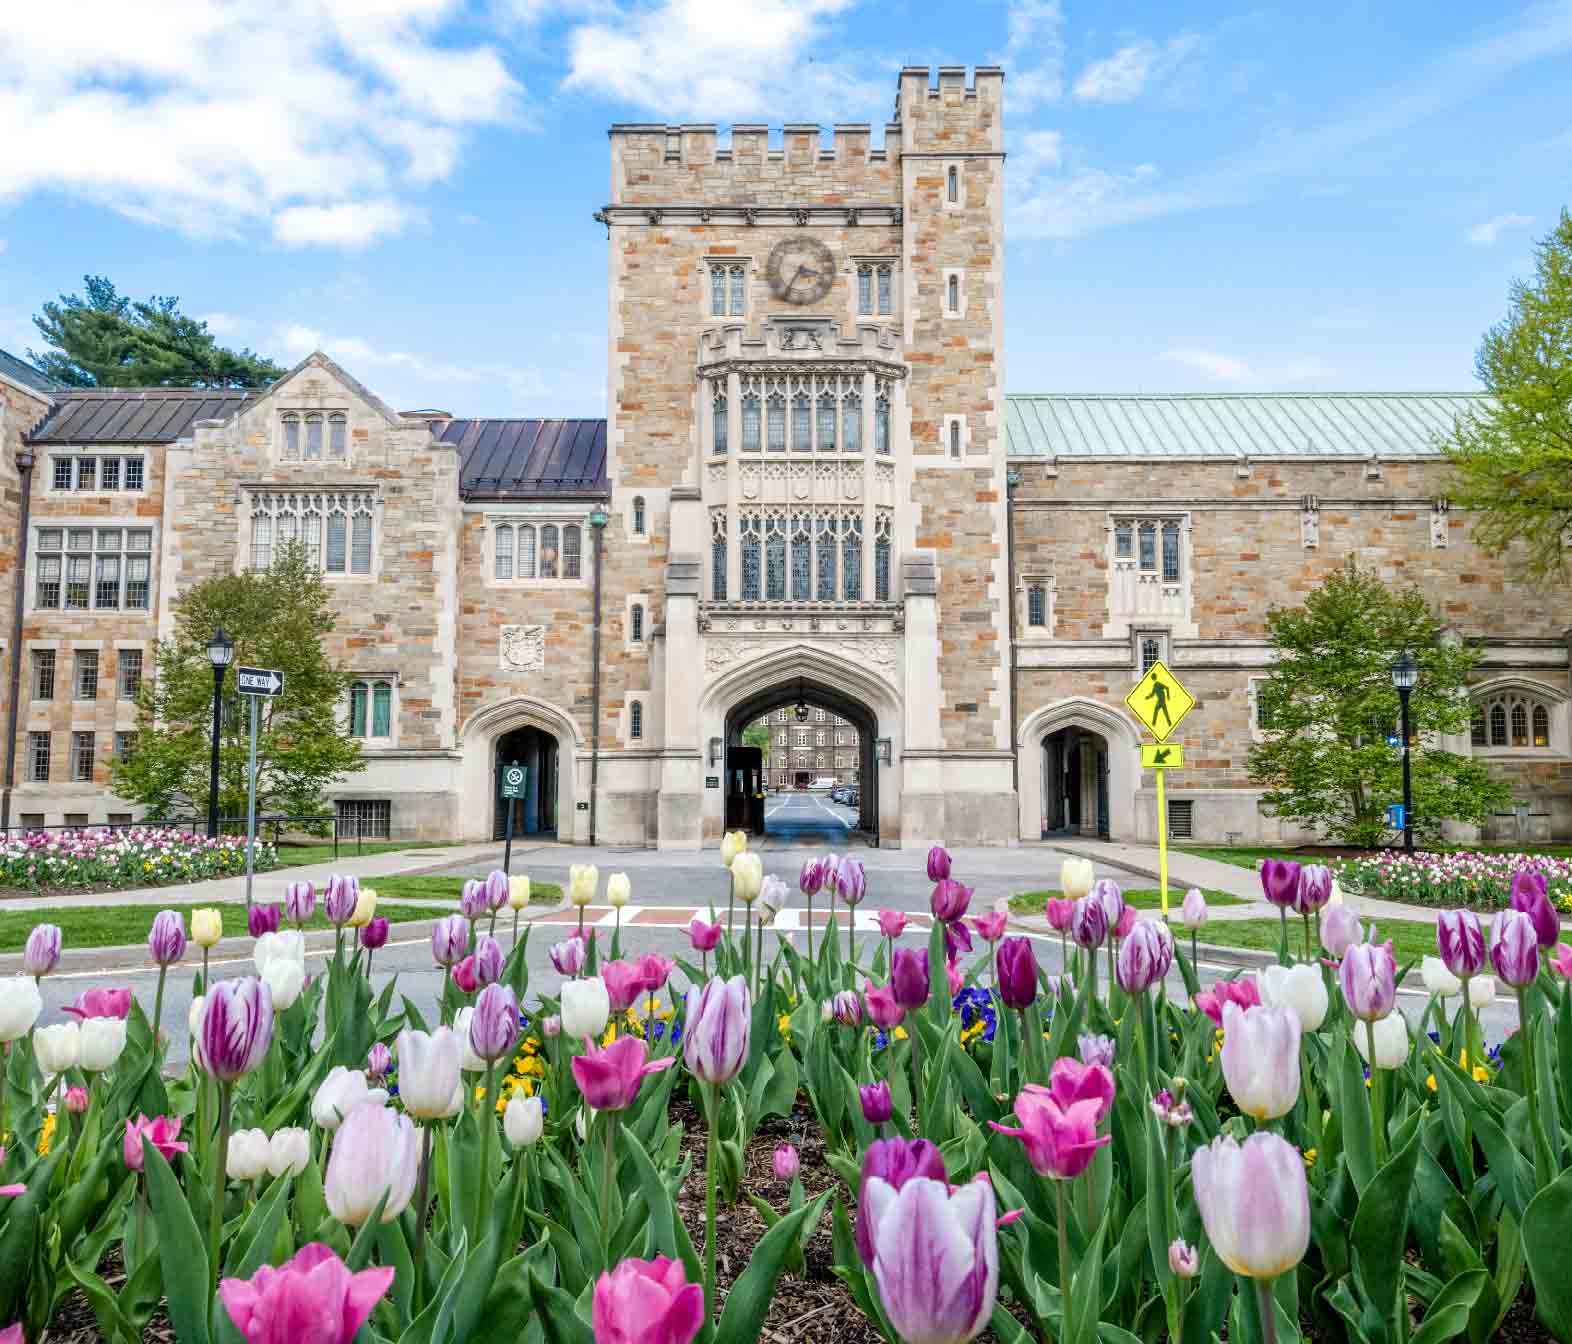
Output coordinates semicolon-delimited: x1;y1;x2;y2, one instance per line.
1156;763;1169;916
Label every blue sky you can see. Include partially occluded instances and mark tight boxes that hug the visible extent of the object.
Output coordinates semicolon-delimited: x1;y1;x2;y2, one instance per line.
1;0;1568;415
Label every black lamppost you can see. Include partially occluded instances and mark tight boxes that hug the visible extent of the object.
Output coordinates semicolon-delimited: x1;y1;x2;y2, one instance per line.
1390;649;1417;853
206;628;234;837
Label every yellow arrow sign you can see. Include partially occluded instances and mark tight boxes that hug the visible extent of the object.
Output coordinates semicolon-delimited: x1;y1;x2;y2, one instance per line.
1141;743;1184;768
1125;659;1194;743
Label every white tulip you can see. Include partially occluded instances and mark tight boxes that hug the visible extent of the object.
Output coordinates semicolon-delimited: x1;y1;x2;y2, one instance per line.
1060;858;1096;901
575;1107;590;1142
453;1007;488;1072
34;1021;81;1076
227;1128;272;1180
267;1127;311;1178
1354;1012;1411;1070
568;864;599;908
262;956;305;1011
1421;956;1462;1000
395;1027;464;1121
79;1016;128;1072
606;873;632;908
731;851;763;904
0;976;43;1043
561;976;611;1041
188;995;206;1037
1259;963;1329;1033
254;930;306;976
507;875;531;910
504;1094;544;1147
1468;975;1496;1009
311;1065;388;1131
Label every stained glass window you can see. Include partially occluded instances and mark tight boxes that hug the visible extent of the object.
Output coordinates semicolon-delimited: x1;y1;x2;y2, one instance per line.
791;515;812;600
817;393;836;452
843;390;862;453
816;516;837;600
842;515;862;600
765;514;786;599
767;394;786;452
792;393;811;451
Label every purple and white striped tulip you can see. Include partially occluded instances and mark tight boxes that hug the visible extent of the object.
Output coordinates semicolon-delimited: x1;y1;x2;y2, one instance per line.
430;914;469;967
550;936;586;976
1259;858;1302;909
323;875;358;927
473;935;504;987
459;879;489;921
1437;909;1486;979
683;975;751;1085
148;910;187;966
1294;864;1333;916
284;879;316;924
1490;909;1541;988
468;983;520;1062
23;924;61;977
1339;940;1396;1021
836;857;867;907
1115;920;1173;994
484;869;510;912
1091;878;1124;933
196;976;274;1081
799;857;825;896
1070;895;1107;950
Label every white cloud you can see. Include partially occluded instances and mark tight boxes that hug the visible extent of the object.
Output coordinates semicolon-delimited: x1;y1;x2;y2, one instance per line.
1160;348;1252;382
1073;42;1159;103
1159;348;1336;386
1466;212;1534;245
198;312;240;336
562;0;883;121
1001;0;1064;111
0;0;521;246
277;324;550;406
273;200;417;248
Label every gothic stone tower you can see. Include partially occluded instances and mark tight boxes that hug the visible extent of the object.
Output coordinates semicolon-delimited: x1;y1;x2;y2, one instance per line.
598;65;1013;849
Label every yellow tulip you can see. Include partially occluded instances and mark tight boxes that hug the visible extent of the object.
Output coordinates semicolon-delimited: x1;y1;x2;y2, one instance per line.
348;888;377;928
508;875;531;909
720;830;748;869
569;864;599;907
607;872;632;908
191;908;223;948
731;851;763;903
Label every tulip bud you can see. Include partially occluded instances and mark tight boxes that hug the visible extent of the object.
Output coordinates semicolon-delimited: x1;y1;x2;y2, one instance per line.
799;857;824;896
1044;896;1075;932
1509;870;1558;948
1091;878;1124;932
542;1014;562;1038
773;1143;800;1181
821;998;834;1025
1490;909;1540;988
835;857;866;907
926;845;952;882
148;910;187;967
592;1256;705;1344
64;1085;89;1115
1077;1033;1115;1070
1259;858;1302;909
1180;888;1207;931
261;956;304;1011
284;880;316;924
505;1094;545;1147
196;976;273;1081
508;874;531;909
562;976;611;1040
569;863;600;907
607;872;632;909
484;869;509;912
228;1128;271;1181
191;908;223;949
859;1080;893;1125
1070;896;1107;950
930;878;971;923
459;879;488;921
473;935;504;987
366;1042;392;1080
550;935;587;977
348;888;377;929
188;996;205;1038
832;989;863;1026
720;831;747;869
758;874;787;921
1059;857;1095;900
313;1065;389;1132
1469;975;1496;1008
995;937;1039;1010
34;1021;81;1076
359;916;390;951
323;875;359;927
890;948;929;1010
23;924;62;977
1116;921;1174;995
80;1015;129;1072
1169;1238;1200;1280
1294;864;1333;916
267;1126;311;1178
1258;962;1329;1033
247;904;282;938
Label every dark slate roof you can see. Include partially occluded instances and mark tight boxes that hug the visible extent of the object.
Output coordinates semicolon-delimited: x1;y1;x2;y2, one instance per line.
25;388;254;445
441;419;609;498
0;349;63;396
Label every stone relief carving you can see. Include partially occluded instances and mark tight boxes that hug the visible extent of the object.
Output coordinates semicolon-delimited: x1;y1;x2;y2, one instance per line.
843;465;862;500
790;465;811;500
1431;498;1450;549
740;465;760;500
1300;494;1320;550
702;636;900;680
499;625;545;672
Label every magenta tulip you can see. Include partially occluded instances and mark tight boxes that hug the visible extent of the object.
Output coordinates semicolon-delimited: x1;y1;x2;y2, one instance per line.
124;1113;188;1171
1339;941;1397;1021
1259;858;1302;908
860;1080;893;1124
148;910;187;966
944;918;973;961
855;1138;948;1266
1044;897;1075;933
430;914;468;967
864;979;906;1029
591;1256;704;1344
1070;896;1107;949
359;917;389;952
197;976;274;1080
1437;909;1486;978
773;1143;800;1181
831;989;862;1026
1509;870;1559;948
1294;864;1333;916
687;920;722;953
1045;1055;1115;1123
877;908;909;940
572;1036;675;1111
926;846;952;883
972;911;1007;944
1552;944;1572;982
451;957;479;994
247;904;282;938
62;987;132;1021
683;975;751;1085
990;1086;1109;1179
931;878;971;923
603;960;645;1014
220;1242;394;1344
1194;975;1261;1027
284;880;316;924
23;924;61;977
1490;909;1541;987
636;954;675;994
891;948;929;1009
1113;905;1138;940
1115;920;1173;994
995;937;1038;1009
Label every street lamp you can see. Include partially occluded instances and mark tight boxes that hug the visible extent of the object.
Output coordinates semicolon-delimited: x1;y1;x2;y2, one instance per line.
587;505;610;846
1390;649;1418;853
206;628;234;838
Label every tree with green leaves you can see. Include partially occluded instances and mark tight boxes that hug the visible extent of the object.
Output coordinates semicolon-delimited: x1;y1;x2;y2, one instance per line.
113;545;363;823
1246;562;1510;847
30;275;284;389
741;718;773;752
1444;210;1572;585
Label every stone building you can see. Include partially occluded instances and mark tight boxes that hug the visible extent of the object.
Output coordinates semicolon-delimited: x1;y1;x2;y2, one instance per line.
757;704;861;789
0;63;1567;848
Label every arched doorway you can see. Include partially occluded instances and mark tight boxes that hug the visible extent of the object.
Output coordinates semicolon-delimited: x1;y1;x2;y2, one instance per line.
724;675;879;844
1042;728;1110;839
1018;698;1141;842
494;725;558;840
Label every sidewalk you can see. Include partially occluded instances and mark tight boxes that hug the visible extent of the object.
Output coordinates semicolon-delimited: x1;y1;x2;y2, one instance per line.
0;841;505;915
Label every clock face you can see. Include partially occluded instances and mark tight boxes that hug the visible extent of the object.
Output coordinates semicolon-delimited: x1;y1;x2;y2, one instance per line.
766;236;835;305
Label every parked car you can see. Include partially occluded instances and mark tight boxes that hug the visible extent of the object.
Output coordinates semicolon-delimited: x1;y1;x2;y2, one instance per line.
810;776;837;791
830;786;849;804
845;787;860;809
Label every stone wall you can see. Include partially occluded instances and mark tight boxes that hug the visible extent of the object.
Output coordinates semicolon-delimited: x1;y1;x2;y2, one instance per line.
0;376;51;820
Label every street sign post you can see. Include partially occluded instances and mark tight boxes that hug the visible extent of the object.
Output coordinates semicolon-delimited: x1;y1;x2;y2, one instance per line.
234;666;284;907
1125;660;1195;915
500;762;525;874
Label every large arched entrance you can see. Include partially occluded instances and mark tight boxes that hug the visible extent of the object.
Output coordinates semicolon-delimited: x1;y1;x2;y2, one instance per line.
494;725;557;839
725;676;878;844
1018;698;1141;842
1042;728;1109;839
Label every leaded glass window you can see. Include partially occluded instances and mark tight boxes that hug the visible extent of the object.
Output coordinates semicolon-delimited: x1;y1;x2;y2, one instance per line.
518;525;536;578
766;394;786;452
1534;705;1550;746
326;513;347;572
1027;586;1046;627
711;512;728;601
765;513;787;599
792;393;811;451
790;514;812;601
740;515;762;601
562;525;582;579
875;389;890;455
1138;522;1157;570
713;388;728;454
858;266;873;314
815;516;837;601
1115;522;1133;558
495;525;514;579
305;414;323;460
711;267;726;316
1512;703;1529;746
1490;704;1507;746
843;389;862;454
729;266;745;315
742;394;761;452
1161;522;1181;583
842;515;862;600
540;525;560;579
877;265;892;315
817;393;836;452
874;510;892;601
329;413;347;457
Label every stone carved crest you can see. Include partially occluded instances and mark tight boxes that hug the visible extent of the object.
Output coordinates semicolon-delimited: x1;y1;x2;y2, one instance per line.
499;625;545;672
790;465;811;500
843;465;862;500
739;465;761;500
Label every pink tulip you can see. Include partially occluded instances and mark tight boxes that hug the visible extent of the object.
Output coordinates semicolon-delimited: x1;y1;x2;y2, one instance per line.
1339;941;1397;1021
1044;897;1075;932
1194;975;1261;1027
450;957;479;993
877;908;909;940
1045;1055;1116;1124
863;979;906;1030
0;1325;22;1343
773;1143;800;1181
219;1243;394;1344
602;960;645;1014
1552;944;1572;982
972;911;1007;943
636;954;675;994
591;1256;704;1344
860;1080;893;1125
65;1086;89;1114
1113;906;1137;940
687;919;722;953
990;1086;1109;1179
946;958;964;997
62;987;132;1021
1320;905;1363;959
124;1114;188;1171
571;1036;675;1111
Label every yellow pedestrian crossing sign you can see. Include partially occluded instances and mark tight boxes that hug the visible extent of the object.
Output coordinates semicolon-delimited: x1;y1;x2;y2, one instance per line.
1141;743;1183;768
1125;660;1194;742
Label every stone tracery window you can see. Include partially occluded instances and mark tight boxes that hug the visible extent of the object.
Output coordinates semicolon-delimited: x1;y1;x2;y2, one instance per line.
250;491;373;575
716;372;889;456
1472;690;1555;749
709;262;746;317
710;510;728;600
856;262;895;316
490;519;583;584
874;510;892;602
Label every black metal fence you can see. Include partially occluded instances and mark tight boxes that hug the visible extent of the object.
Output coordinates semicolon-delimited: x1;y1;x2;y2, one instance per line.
0;812;379;862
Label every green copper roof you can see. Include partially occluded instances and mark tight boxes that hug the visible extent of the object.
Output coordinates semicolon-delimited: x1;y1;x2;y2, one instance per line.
1005;392;1483;459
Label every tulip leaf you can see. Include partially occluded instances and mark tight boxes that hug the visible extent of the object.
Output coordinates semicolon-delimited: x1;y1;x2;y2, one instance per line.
345;1191;391;1272
525;1267;594;1344
261;1030;336;1131
1066;1214;1109;1344
397;1229;471;1344
1181;1244;1234;1344
1338;1039;1376;1194
377;1216;418;1324
64;1258;139;1344
293;1153;328;1247
430;1230;500;1344
1350;1130;1421;1329
1556;990;1572;1125
223;1170;293;1279
714;1190;830;1344
139;1140;210;1344
1522;1166;1572;1343
1409;1268;1488;1344
1471;1110;1531;1221
621;1126;691;1276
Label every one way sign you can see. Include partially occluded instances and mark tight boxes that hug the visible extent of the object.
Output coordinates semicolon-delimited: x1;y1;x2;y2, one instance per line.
236;666;285;697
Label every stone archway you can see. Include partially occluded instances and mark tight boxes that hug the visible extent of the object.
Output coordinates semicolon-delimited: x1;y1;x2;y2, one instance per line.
457;695;582;843
1018;697;1142;842
700;643;902;847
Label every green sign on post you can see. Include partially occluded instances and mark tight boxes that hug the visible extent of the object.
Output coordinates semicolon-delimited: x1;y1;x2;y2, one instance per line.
501;764;526;800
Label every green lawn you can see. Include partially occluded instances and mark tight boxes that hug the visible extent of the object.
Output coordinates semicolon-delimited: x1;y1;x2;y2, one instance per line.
1185;912;1438;966
1008;887;1245;915
273;839;464;869
370;876;561;905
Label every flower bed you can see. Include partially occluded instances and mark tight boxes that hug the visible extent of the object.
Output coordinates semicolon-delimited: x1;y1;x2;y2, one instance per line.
1336;848;1572;912
0;826;277;891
